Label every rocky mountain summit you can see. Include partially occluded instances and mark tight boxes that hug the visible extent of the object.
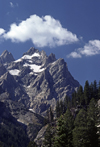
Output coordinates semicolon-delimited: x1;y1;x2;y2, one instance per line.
0;47;80;145
0;50;15;64
0;47;79;116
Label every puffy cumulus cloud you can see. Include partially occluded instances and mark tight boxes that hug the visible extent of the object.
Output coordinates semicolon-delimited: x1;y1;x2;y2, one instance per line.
67;40;100;58
80;40;100;56
0;28;5;35
67;51;81;58
3;15;78;47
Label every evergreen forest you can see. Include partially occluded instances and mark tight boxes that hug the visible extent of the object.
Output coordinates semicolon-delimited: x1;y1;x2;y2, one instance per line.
43;80;100;147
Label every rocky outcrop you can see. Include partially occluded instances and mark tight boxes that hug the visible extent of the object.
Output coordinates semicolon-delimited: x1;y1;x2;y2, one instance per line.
34;125;48;147
0;50;15;64
0;63;7;76
0;47;80;116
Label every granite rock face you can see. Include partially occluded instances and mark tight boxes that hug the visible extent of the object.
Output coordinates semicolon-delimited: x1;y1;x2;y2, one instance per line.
0;63;7;76
0;50;15;64
0;47;80;116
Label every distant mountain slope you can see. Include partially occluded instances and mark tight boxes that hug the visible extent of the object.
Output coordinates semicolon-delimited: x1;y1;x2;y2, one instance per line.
0;47;80;116
0;99;29;147
0;92;45;146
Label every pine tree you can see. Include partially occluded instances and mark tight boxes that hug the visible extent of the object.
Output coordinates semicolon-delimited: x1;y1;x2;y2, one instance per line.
93;80;98;100
53;115;67;147
98;81;100;100
47;107;54;123
84;80;90;105
63;95;70;112
89;82;94;100
72;91;77;107
27;141;37;147
59;100;64;115
56;100;60;118
64;108;74;147
43;124;53;147
56;100;65;118
73;109;89;147
77;85;84;105
87;98;99;147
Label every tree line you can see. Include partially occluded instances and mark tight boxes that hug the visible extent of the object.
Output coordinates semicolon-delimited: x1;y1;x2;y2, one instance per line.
43;80;100;147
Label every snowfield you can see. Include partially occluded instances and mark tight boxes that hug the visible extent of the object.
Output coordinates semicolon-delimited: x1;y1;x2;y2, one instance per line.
9;69;20;75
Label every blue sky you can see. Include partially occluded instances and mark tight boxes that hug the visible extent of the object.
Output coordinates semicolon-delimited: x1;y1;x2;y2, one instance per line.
0;0;100;87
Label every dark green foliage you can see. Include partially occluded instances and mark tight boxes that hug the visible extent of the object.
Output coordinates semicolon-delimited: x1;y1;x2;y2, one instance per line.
56;96;70;118
0;141;3;147
54;80;100;147
93;80;98;99
27;141;37;147
64;108;74;147
56;100;60;118
72;98;99;147
98;81;100;99
87;98;98;123
77;85;84;105
59;100;64;116
71;81;100;147
72;91;77;107
64;95;71;110
84;80;90;105
0;118;29;147
47;107;54;123
43;124;54;147
87;98;99;147
53;108;74;147
53;115;68;147
56;100;64;118
73;109;89;147
89;82;94;100
71;80;100;108
0;102;29;147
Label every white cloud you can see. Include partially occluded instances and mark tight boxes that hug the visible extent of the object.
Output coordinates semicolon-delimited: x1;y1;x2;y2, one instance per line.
0;28;5;43
10;2;14;8
67;40;100;58
67;51;81;58
0;28;5;35
3;14;79;47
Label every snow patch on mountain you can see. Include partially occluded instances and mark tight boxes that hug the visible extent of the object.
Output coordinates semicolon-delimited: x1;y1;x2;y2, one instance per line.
29;109;35;113
23;63;45;73
9;69;20;75
14;58;22;63
14;53;40;63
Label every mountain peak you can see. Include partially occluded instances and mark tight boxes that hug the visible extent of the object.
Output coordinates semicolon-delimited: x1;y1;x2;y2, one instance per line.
1;50;9;56
0;50;15;64
23;47;39;56
0;47;80;115
48;53;56;61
